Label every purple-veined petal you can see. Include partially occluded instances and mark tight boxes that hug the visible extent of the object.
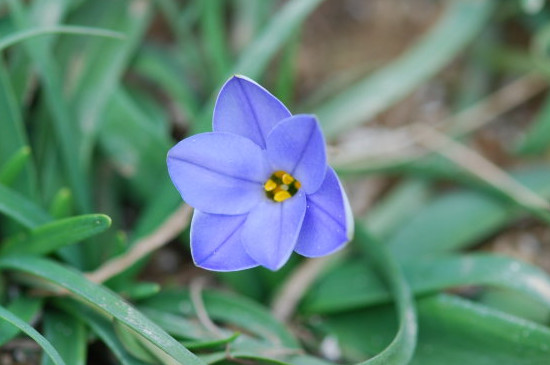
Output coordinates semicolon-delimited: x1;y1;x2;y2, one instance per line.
266;115;327;194
191;210;258;271
241;193;306;271
295;167;353;257
213;75;291;148
167;132;270;215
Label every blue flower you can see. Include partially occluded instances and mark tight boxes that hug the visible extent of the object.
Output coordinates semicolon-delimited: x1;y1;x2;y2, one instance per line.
167;75;353;271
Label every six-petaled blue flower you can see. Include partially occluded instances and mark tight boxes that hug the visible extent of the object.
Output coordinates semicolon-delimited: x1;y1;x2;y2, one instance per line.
167;75;353;271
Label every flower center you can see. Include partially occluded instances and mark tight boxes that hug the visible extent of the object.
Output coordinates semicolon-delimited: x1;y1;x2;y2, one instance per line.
264;171;301;202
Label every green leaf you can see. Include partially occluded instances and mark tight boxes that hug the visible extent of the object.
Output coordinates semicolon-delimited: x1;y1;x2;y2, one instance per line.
362;179;432;239
0;25;124;51
132;46;200;122
200;0;231;81
388;167;550;260
0;60;36;197
6;0;92;212
0;296;42;345
0;214;111;256
319;294;550;364
100;89;172;201
137;307;213;341
478;288;550;324
140;289;300;349
42;310;87;365
49;188;73;219
315;0;495;138
0;146;31;186
0;256;205;365
354;226;417;365
119;282;161;301
302;254;550;315
0;184;51;228
0;305;65;365
114;320;158;364
58;1;152;169
182;332;240;351
54;299;150;365
233;0;325;79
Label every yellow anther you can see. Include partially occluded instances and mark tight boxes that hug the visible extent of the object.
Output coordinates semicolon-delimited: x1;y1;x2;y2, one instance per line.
273;190;292;202
264;170;301;202
282;173;294;185
264;179;277;192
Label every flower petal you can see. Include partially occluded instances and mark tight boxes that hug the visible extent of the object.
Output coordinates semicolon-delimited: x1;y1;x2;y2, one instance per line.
191;210;258;271
266;115;327;194
213;75;291;148
167;132;269;215
295;168;353;257
241;194;306;271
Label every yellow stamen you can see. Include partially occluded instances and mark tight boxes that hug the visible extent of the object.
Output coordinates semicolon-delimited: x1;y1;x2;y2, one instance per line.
273;190;292;202
264;179;277;192
294;181;301;189
274;171;285;178
282;173;294;185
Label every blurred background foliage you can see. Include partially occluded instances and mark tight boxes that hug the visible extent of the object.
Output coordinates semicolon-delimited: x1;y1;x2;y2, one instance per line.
1;0;550;364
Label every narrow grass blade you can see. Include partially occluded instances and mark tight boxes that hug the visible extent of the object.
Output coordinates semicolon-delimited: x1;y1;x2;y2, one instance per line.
302;254;550;314
0;305;66;365
55;299;150;365
0;297;42;345
233;0;325;78
0;184;51;228
60;1;152;170
49;188;73;219
0;25;124;51
155;0;208;84
411;294;550;364
362;179;432;239
319;293;550;364
42;310;87;365
230;0;275;53
113;320;158;363
0;60;36;196
0;214;111;256
354;226;417;365
133;46;201;122
388;167;550;260
0;256;205;365
6;0;92;212
140;289;300;349
0;146;31;186
315;0;495;138
138;307;214;341
200;0;231;81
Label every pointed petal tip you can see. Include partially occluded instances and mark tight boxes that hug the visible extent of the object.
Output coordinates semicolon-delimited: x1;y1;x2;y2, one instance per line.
220;74;262;94
194;259;259;272
263;260;287;272
213;75;291;147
